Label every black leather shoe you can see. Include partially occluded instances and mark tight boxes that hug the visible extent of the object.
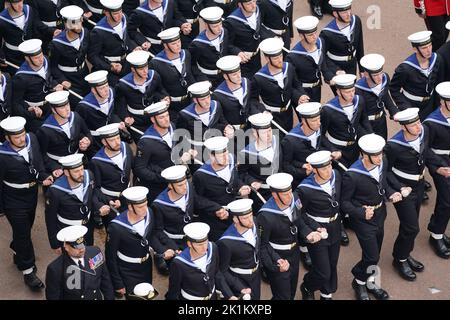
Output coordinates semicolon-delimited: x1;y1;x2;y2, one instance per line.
93;215;104;230
429;236;450;259
366;282;389;300
392;260;416;281
422;192;429;202
443;234;450;248
424;180;432;192
24;272;45;291
340;224;349;246
155;255;170;276
300;283;315;300
312;5;323;19
351;279;370;300
300;251;313;271
407;256;424;272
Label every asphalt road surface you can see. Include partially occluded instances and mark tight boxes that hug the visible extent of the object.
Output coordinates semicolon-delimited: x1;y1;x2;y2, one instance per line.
0;0;448;300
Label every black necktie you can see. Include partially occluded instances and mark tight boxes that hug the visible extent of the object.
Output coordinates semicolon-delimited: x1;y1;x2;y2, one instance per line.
78;260;83;269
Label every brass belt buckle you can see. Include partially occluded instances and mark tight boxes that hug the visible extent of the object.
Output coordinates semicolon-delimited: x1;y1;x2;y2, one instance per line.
141;255;148;263
29;181;36;187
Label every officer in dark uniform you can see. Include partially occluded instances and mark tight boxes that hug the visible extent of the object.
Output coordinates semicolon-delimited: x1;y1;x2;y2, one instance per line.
0;69;12;122
213;55;264;132
12;39;63;133
253;37;307;133
45;153;100;252
90;123;132;227
342;134;400;300
166;222;235;300
193;136;251;241
45;225;115;300
0;116;53;291
88;0;138;87
76;70;124;157
385;108;429;281
287;16;335;104
49;5;91;107
297;151;341;300
36;90;92;178
320;0;364;78
257;173;315;300
238;112;280;212
116;50;169;142
149;27;197;122
128;0;187;56
390;31;444;121
423;82;450;259
189;7;231;88
223;0;274;78
0;0;58;74
355;54;399;140
217;198;260;300
106;186;171;298
259;0;293;50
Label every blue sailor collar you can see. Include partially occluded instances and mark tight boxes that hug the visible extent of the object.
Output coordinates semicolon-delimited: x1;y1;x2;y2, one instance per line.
175;241;213;270
355;73;387;94
287;124;321;142
180;100;218;122
0;133;31;156
323;14;355;35
196;154;235;180
298;170;336;192
389;128;425;149
111;209;150;233
16;57;49;79
119;70;155;91
255;62;289;82
291;38;322;56
136;0;168;17
242;135;277;157
52;28;86;47
141;124;174;143
402;52;437;75
193;29;224;47
94;15;127;36
347;158;383;179
0;4;29;26
324;95;360;118
41;112;75;133
92;141;128;170
260;196;296;216
79;88;115;113
228;6;260;26
424;107;450;127
51;170;92;201
214;78;249;100
220;223;257;246
153;49;186;68
153;183;190;211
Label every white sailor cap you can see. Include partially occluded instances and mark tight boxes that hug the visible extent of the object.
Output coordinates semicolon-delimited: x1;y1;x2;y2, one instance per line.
204;136;229;153
45;90;70;107
183;222;210;243
266;173;293;192
329;0;352;11
60;5;84;21
227;198;253;216
188;81;211;98
84;70;109;87
296;102;321;118
158;27;181;43
306;150;332;168
56;226;88;249
143;101;170;116
161;165;187;183
126;50;150;68
394;107;420;125
435;81;450;101
100;0;123;11
0;116;26;134
133;283;157;299
216;55;241;73
360;53;385;73
59;153;84;169
248;112;273;129
96;123;120;138
332;73;357;89
408;30;432;47
358;133;385;155
446;21;450;31
18;39;42;56
259;37;284;57
122;186;149;204
200;6;223;24
294;16;319;33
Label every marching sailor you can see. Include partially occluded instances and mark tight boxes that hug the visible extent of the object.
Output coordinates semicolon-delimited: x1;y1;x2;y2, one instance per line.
259;0;293;50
